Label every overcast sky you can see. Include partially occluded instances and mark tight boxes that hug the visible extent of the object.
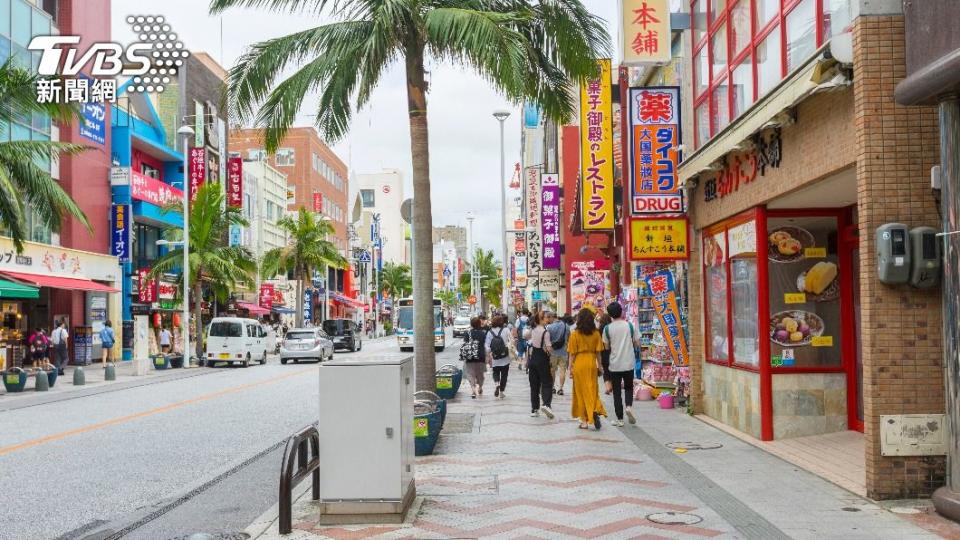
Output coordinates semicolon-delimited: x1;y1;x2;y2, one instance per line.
112;0;619;259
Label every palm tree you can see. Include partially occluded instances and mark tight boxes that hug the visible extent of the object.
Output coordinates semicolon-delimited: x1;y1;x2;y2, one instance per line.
149;182;257;360
459;247;502;313
261;208;348;327
0;61;90;251
435;289;457;310
210;0;610;390
379;262;413;300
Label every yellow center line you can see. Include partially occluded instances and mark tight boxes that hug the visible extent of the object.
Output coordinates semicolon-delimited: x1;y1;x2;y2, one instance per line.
0;367;315;457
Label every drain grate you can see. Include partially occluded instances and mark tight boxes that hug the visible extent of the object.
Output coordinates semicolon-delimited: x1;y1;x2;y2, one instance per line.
665;441;723;451
442;413;476;434
167;534;250;540
646;512;704;525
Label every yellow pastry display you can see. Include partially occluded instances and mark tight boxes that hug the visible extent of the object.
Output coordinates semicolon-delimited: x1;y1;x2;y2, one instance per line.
804;261;838;295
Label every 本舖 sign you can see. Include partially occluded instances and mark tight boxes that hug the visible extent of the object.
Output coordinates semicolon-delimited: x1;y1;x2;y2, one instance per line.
189;147;206;201
540;173;561;269
704;129;783;202
525;167;543;275
630;87;683;215
622;0;671;65
629;217;689;260
580;58;615;230
645;269;689;366
227;157;243;208
259;284;275;309
110;204;131;263
131;170;182;207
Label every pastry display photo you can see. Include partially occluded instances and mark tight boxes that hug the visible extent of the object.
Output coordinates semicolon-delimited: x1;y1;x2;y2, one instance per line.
796;261;840;302
767;227;814;263
769;310;825;347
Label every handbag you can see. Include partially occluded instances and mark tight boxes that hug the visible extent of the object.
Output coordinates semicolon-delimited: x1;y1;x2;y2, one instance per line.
459;331;483;362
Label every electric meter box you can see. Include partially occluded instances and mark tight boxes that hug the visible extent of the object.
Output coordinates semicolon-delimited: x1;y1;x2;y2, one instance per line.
909;226;941;289
876;223;911;285
317;354;415;522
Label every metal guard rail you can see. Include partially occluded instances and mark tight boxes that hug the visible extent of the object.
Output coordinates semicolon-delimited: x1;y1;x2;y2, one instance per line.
279;424;320;534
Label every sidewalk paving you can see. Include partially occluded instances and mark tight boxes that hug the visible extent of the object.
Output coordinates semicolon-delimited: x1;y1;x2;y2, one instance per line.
246;371;952;540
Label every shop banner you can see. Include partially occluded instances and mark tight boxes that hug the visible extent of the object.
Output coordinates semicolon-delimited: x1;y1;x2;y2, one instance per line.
227;157;243;208
569;260;611;313
303;289;313;323
580;58;615;230
259;284;275;309
188;147;206;202
157;281;177;301
131;170;183;207
513;232;527;288
540;173;561;269
313;191;323;213
645;269;689;366
110;204;131;263
79;101;106;146
630;87;683;215
525;167;543;275
194;101;205;147
137;268;156;304
229;225;242;247
622;0;672;65
629;217;689;260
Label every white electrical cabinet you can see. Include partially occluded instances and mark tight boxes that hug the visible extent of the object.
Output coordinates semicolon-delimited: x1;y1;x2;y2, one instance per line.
317;354;415;513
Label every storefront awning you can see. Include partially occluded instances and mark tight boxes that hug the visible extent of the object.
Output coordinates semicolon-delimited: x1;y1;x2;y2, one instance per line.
0;271;119;293
236;301;271;316
330;292;365;309
272;306;295;315
0;279;39;299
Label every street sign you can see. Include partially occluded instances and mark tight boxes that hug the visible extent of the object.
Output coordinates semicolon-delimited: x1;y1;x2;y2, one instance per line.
400;198;413;224
468;295;477;305
357;250;372;263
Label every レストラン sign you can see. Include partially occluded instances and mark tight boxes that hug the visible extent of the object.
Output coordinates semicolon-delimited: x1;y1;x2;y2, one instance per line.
580;59;615;230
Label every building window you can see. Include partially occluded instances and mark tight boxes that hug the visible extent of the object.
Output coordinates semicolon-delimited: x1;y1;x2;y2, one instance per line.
141;163;160;180
756;27;781;98
731;59;754;118
755;0;778;30
360;189;375;208
275;148;295;166
823;0;852;39
704;230;729;362
248;149;266;161
786;0;816;73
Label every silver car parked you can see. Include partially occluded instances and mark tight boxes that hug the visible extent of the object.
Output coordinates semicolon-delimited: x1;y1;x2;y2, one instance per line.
280;328;334;364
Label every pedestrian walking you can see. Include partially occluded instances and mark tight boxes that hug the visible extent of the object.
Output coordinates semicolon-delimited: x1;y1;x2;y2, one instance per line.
515;308;530;371
100;321;116;363
159;326;173;354
29;328;49;368
545;311;569;395
567;309;607;430
50;320;69;375
463;317;488;398
602;302;640;427
526;311;555;418
486;315;513;398
597;313;613;395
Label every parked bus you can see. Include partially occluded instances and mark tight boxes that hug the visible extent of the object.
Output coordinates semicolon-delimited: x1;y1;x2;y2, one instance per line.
395;297;446;352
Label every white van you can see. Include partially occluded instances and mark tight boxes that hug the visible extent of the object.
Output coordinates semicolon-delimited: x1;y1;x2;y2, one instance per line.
205;317;268;367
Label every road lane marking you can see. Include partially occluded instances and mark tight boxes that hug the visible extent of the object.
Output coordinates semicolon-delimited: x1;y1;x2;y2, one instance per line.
0;367;315;457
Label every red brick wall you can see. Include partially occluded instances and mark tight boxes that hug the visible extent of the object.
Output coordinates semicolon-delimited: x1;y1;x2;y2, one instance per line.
853;15;945;500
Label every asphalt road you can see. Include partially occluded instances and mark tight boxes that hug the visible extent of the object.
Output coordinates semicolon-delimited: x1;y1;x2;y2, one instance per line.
0;332;461;540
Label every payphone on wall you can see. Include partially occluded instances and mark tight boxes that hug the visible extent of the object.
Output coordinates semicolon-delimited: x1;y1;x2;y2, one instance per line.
909;226;941;289
876;223;911;285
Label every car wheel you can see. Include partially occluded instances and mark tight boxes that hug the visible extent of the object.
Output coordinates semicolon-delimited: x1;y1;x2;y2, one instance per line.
358;340;362;352
352;340;358;353
243;354;250;368
294;359;299;364
260;351;267;365
281;358;287;365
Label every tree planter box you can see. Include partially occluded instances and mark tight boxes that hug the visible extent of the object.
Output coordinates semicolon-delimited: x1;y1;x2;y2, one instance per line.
2;368;28;392
152;355;170;370
414;409;442;456
435;365;462;400
45;368;58;388
168;354;184;369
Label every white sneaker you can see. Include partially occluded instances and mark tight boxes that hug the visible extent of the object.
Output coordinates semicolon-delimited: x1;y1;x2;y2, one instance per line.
530;410;540;417
540;406;555;419
499;392;505;399
625;407;636;425
612;419;624;427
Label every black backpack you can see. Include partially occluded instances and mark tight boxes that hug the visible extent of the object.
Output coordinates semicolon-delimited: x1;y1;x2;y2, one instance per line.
489;328;509;360
550;325;567;351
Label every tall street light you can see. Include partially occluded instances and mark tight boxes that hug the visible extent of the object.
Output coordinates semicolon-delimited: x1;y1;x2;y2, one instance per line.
493;110;510;315
177;125;195;367
466;212;475;313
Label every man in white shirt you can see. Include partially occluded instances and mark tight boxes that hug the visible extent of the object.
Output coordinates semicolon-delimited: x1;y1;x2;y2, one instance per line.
159;326;173;353
51;320;69;375
601;302;640;427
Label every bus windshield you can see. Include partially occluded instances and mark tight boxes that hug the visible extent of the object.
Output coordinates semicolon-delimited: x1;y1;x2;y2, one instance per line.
396;306;443;330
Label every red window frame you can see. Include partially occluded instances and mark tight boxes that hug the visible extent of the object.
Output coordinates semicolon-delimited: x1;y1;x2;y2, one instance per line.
692;0;829;149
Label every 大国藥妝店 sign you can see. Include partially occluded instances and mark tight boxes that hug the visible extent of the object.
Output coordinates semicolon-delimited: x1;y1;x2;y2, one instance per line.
540;173;561;270
227;157;243;208
645;269;689;366
110;204;131;263
630;87;682;215
703;129;783;202
622;0;671;65
189;147;206;201
525;167;542;275
629;217;688;260
580;58;614;230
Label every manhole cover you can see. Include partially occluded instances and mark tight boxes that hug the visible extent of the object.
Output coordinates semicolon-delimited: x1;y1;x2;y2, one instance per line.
666;441;723;450
646;512;703;525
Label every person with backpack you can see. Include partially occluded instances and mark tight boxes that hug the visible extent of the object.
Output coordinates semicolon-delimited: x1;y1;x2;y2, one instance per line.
100;320;116;363
463;317;488;399
485;315;513;398
526;311;555;418
515;308;530;371
602;302;641;427
544;311;569;396
51;320;69;375
29;328;50;367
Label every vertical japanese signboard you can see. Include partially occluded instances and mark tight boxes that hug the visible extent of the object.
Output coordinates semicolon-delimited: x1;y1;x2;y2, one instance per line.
630;87;682;214
189;147;206;202
259;284;275;309
513;233;527;288
227;157;243;208
110;204;131;263
525;167;542;277
622;0;671;65
313;191;323;213
137;268;156;304
194;101;205;147
540;173;561;270
580;58;614;230
645;269;689;366
303;290;313;324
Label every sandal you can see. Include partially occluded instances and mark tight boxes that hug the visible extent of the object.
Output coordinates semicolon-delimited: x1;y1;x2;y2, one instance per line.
578;423;589;429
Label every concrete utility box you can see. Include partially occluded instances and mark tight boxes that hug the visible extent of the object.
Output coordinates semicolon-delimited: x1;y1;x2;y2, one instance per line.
317;354;415;524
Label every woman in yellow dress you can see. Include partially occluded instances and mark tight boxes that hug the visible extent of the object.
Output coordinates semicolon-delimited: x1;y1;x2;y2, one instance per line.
567;309;607;430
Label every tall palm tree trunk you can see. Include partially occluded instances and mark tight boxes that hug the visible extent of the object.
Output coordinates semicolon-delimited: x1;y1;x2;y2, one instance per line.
194;281;203;363
295;269;305;328
406;39;436;392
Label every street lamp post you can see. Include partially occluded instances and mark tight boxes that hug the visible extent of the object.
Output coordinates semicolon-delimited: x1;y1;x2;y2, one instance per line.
177;125;195;367
493;110;510;315
466;212;475;313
